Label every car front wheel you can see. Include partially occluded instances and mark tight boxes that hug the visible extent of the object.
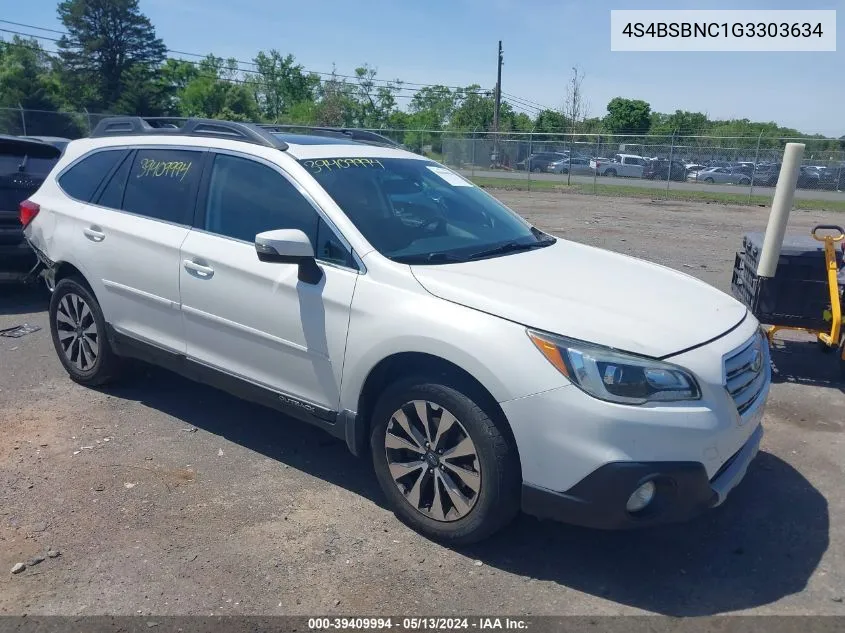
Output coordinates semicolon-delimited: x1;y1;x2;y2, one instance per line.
49;277;121;386
370;379;521;544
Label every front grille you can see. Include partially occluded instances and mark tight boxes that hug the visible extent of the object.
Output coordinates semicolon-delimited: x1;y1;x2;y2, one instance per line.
724;332;768;415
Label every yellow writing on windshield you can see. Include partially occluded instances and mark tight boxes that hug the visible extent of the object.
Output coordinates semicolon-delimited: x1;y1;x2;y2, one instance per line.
137;158;192;182
303;158;385;173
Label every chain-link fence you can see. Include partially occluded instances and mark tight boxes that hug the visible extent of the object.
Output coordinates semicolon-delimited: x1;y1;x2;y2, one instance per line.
3;107;843;207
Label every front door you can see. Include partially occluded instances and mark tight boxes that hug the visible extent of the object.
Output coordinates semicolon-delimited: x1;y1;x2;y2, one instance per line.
179;151;359;411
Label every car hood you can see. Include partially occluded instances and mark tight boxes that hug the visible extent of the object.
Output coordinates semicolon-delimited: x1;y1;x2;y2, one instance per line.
411;240;747;358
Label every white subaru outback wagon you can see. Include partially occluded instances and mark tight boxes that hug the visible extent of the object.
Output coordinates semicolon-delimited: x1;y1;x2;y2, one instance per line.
21;117;770;544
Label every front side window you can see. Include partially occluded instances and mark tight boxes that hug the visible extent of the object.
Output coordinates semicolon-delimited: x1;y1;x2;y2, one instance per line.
58;149;128;202
122;149;202;223
298;157;553;264
204;154;353;267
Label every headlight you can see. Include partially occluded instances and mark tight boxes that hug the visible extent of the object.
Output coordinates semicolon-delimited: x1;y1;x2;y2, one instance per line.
527;330;700;404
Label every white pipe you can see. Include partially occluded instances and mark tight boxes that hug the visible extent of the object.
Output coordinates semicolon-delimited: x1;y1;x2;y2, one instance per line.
757;143;805;278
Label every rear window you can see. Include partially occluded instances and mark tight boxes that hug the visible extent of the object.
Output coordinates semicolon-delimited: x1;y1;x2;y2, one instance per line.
59;149;129;203
0;138;61;178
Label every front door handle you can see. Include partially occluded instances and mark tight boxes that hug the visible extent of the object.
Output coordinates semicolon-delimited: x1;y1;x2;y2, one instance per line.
183;259;215;279
83;226;105;242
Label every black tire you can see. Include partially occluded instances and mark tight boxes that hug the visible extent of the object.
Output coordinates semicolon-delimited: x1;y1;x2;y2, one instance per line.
370;378;521;545
605;169;617;177
49;277;121;386
704;177;715;183
740;178;751;186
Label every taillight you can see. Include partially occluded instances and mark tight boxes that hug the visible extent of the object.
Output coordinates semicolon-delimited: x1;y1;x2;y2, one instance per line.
19;200;40;228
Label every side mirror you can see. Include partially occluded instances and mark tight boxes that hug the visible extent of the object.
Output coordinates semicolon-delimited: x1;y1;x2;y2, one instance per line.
255;229;322;284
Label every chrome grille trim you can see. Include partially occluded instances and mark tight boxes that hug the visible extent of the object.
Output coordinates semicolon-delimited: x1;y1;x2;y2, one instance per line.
723;332;768;416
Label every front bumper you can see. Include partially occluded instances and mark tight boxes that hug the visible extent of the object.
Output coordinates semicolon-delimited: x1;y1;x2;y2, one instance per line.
521;423;762;529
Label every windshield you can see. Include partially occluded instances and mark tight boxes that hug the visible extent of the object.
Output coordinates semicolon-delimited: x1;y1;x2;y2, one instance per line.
299;157;553;264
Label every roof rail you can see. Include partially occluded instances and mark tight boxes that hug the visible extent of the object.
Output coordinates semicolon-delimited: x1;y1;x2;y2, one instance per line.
258;124;400;148
90;117;288;150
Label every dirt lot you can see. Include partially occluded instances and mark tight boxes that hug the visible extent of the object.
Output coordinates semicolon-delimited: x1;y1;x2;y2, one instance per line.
1;192;843;616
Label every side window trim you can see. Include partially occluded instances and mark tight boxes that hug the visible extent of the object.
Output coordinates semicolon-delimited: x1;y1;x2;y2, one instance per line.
197;149;360;272
92;149;135;208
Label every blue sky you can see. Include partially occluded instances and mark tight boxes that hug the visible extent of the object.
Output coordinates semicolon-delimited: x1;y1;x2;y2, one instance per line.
9;0;844;136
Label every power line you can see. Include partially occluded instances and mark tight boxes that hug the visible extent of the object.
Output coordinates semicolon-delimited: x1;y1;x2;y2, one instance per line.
502;91;556;112
1;19;551;104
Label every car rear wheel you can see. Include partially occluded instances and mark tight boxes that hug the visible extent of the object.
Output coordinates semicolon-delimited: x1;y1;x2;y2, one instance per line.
605;169;617;177
370;379;521;544
704;177;714;183
49;277;121;386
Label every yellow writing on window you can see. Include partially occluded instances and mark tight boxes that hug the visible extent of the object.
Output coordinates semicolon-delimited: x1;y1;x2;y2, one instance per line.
137;158;192;181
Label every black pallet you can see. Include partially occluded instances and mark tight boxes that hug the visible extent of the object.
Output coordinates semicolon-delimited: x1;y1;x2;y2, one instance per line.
731;232;844;330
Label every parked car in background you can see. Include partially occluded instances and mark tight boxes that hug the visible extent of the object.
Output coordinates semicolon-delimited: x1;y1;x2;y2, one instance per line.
705;160;733;169
684;163;706;175
547;156;593;175
517;152;567;172
642;159;687;181
731;162;755;177
752;163;781;187
689;167;751;185
1;135;63;282
21;136;72;153
819;164;845;190
590;154;646;178
797;165;821;189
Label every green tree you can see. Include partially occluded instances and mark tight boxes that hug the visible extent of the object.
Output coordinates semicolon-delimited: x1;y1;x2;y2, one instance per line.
249;50;319;121
650;110;709;136
0;37;82;136
603;97;652;135
450;85;494;131
57;0;166;111
178;55;259;121
534;109;568;134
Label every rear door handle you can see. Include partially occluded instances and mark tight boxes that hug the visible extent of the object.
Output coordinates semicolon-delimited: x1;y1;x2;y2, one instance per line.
83;227;105;242
183;259;214;278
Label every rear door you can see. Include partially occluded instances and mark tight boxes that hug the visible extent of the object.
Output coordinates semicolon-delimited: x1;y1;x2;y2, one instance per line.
77;146;206;352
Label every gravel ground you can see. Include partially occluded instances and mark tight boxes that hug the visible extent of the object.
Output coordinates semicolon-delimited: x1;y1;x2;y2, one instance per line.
1;192;843;616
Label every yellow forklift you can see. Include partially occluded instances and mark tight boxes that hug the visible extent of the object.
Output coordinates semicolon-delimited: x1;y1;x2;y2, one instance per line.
732;224;845;376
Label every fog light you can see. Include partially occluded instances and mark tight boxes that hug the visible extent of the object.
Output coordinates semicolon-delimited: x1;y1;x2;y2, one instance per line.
626;481;656;513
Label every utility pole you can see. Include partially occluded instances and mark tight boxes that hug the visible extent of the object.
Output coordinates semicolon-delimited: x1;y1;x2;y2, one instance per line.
492;40;503;168
493;40;503;134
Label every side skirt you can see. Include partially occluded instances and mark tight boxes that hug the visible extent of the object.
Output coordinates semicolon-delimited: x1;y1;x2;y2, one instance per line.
106;325;352;445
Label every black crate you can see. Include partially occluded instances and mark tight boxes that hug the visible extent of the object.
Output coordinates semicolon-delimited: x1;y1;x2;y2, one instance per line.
731;232;844;330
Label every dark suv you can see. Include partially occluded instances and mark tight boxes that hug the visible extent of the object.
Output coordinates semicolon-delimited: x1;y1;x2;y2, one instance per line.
516;152;567;172
1;135;62;282
642;159;687;181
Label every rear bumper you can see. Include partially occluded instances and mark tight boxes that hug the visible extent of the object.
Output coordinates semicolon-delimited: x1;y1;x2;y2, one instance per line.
522;423;762;529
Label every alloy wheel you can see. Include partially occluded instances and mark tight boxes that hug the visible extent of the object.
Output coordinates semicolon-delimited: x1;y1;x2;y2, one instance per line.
384;400;481;522
55;292;99;371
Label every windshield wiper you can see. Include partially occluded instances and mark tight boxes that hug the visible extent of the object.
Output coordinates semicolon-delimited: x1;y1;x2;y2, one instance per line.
468;238;554;260
393;252;467;265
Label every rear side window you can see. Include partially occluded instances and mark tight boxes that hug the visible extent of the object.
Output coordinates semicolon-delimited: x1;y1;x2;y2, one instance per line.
58;149;128;202
122;149;202;224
